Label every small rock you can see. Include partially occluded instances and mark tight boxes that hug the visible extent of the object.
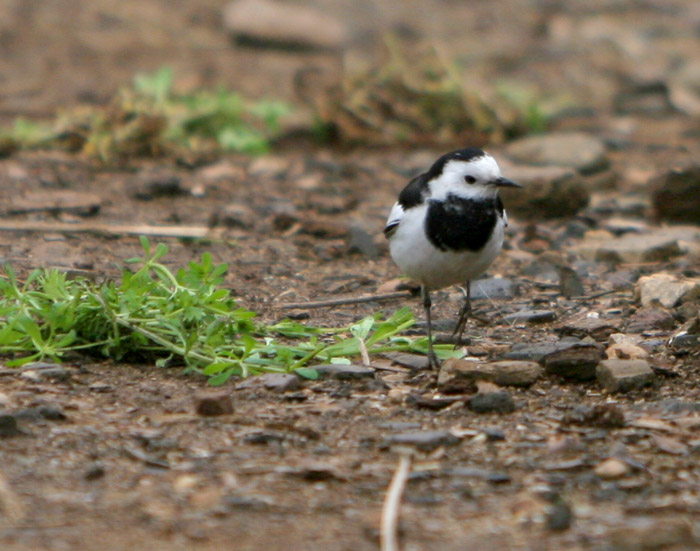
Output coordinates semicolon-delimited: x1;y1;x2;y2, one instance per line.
596;359;655;393
9;190;101;216
504;132;609;174
572;227;700;264
504;340;579;363
470;278;516;300
614;81;674;116
384;430;460;452
438;358;542;392
558;266;584;299
542;343;603;380
559;316;621;341
498;163;589;220
503;309;557;324
468;383;516;414
605;342;649;360
20;367;72;383
0;414;22;438
638;273;700;309
223;0;349;51
594;457;630;479
132;174;184;200
383;352;429;371
562;404;626;428
219;203;257;229
194;391;234;416
608;517;694;551
546;498;573;532
313;364;375;380
626;308;675;333
236;373;301;392
347;226;378;259
651;434;688;455
651;164;700;224
668;318;700;349
448;467;511;483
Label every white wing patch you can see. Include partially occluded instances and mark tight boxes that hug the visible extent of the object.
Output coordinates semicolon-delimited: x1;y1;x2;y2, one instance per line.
383;201;404;239
503;209;509;228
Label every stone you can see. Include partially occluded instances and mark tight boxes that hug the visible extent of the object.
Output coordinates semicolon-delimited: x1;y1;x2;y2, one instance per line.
571;226;700;264
223;0;349;51
596;359;655;393
651;164;700;224
132;173;184;200
438;358;542;392
542;343;603;380
504;132;609;174
469;391;516;414
347;226;378;259
236;373;301;392
470;278;516;300
383;353;430;371
626;309;675;333
608;517;694;551
503;309;557;324
0;414;22;438
638;273;700;309
20;367;72;383
504;340;579;363
559;316;621;341
497;163;589;220
594;457;630;479
448;467;510;483
384;430;460;452
194;391;234;416
9;190;101;216
562;404;626;428
313;364;374;380
605;342;649;360
219;203;256;229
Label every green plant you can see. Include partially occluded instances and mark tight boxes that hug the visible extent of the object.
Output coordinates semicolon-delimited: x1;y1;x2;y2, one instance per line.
0;238;462;384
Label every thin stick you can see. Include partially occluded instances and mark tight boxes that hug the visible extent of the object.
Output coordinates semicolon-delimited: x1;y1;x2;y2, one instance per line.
380;451;412;551
0;220;211;239
279;291;414;310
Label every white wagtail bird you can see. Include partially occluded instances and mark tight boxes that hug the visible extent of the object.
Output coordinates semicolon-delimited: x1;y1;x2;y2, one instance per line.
384;147;521;368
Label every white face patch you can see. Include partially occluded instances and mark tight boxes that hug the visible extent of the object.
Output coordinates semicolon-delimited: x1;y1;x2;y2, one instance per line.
429;154;503;201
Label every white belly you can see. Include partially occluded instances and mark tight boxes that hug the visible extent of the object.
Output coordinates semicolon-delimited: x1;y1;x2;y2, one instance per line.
389;204;504;289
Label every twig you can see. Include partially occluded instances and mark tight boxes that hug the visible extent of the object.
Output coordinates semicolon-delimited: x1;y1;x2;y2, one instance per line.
278;291;414;310
570;285;633;302
380;450;413;551
0;220;211;239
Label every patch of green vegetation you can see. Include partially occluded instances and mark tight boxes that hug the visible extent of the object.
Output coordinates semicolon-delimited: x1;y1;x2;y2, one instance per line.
0;67;291;160
0;238;461;384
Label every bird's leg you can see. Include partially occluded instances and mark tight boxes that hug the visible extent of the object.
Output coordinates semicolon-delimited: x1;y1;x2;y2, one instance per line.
421;286;439;369
452;281;472;341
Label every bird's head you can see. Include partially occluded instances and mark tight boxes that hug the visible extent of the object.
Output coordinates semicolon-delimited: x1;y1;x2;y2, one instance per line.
425;147;521;201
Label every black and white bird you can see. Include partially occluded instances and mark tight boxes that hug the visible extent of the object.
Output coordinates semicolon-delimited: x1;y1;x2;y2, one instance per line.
384;147;521;368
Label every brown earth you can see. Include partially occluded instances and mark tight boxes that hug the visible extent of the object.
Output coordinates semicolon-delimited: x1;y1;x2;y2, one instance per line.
2;1;700;550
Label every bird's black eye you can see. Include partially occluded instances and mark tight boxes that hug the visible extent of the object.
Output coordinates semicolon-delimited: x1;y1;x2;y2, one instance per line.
464;175;476;184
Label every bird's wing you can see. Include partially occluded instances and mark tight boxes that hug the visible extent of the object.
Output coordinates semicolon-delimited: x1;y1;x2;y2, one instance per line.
383;201;404;239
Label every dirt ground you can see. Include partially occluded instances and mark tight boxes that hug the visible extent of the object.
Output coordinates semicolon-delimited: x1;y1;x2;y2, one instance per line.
2;1;700;550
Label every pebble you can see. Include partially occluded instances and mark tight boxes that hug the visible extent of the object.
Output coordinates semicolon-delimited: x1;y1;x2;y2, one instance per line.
384;430;460;452
0;414;22;438
559;316;621;341
638;273;700;309
438;358;542;393
504;339;580;363
468;385;516;414
626;308;675;333
571;227;700;263
503;309;557;324
21;367;73;383
542;343;603;380
608;517;694;551
194;391;234;416
219;203;257;229
448;467;511;483
605;341;649;360
132;173;184;200
384;353;430;371
651;164;700;224
223;0;349;51
236;373;301;392
347;226;378;259
9;190;102;216
470;278;516;300
497;163;589;220
313;364;375;380
596;359;655;393
594;457;630;479
504;132;609;175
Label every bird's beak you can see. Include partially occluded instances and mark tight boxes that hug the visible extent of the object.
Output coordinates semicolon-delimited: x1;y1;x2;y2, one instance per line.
493;177;522;188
